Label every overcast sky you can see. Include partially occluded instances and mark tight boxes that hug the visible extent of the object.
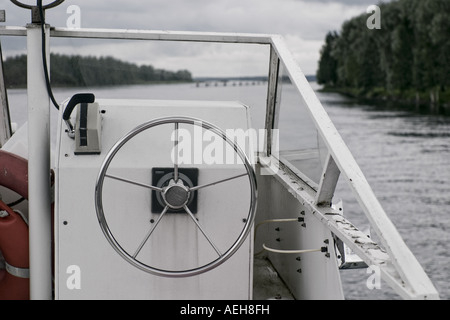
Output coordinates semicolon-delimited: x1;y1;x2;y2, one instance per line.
1;0;388;77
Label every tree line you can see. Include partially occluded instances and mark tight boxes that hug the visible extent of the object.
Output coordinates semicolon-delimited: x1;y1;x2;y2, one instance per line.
3;53;193;88
316;0;450;107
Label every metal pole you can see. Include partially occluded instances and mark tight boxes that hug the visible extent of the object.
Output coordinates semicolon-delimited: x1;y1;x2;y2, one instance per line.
0;41;13;146
27;23;52;300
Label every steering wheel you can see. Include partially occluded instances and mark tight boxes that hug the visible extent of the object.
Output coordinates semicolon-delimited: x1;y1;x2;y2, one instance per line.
10;0;65;10
10;0;65;23
95;116;257;278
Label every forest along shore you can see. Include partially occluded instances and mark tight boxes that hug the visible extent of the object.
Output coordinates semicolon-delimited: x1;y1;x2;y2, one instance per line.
316;0;450;111
2;53;193;88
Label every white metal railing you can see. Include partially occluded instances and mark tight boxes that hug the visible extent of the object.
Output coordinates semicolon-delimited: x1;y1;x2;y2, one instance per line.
0;25;439;299
269;35;439;299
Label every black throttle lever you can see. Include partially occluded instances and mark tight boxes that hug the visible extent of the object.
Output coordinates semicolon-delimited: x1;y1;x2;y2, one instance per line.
63;93;95;139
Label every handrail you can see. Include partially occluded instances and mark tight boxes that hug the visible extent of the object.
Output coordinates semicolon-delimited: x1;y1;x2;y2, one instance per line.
0;26;27;36
0;26;275;44
50;27;275;44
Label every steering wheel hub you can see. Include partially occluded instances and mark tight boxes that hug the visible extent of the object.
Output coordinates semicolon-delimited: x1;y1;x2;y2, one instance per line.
162;180;190;210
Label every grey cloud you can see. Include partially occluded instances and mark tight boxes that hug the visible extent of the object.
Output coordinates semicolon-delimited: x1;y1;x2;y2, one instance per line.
1;0;376;75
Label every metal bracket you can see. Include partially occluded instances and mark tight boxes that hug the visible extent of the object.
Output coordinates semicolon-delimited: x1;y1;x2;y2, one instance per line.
5;261;30;278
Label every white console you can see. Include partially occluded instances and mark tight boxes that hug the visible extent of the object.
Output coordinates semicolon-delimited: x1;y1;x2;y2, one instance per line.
54;99;256;299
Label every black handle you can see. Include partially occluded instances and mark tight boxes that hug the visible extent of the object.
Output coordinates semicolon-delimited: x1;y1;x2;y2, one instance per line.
63;93;95;121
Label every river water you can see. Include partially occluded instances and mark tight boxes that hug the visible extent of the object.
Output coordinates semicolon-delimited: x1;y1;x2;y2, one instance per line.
5;81;449;300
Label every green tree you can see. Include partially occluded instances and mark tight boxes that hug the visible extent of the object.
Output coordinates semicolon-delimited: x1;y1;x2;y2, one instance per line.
2;54;193;88
316;0;449;105
317;31;338;86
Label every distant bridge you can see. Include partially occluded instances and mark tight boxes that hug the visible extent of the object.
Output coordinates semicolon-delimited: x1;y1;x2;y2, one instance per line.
195;79;267;87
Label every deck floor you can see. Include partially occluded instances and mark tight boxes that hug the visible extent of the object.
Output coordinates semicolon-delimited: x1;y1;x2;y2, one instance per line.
253;256;295;300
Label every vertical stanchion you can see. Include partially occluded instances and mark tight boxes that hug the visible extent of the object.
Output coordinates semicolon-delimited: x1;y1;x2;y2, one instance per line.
27;22;52;300
0;41;13;146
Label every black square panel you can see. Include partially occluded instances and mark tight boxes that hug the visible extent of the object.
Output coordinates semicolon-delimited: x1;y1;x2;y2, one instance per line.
151;167;198;213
